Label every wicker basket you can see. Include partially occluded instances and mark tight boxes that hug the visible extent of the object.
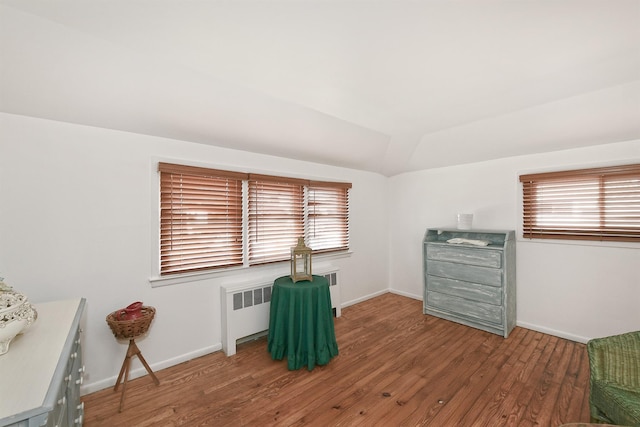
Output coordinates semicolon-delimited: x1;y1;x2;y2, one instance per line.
106;306;156;339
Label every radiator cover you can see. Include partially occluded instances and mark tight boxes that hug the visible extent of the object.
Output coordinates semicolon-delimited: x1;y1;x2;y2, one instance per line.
220;270;340;356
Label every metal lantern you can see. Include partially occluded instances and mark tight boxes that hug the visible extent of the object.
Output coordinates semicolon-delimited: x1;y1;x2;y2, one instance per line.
290;237;313;283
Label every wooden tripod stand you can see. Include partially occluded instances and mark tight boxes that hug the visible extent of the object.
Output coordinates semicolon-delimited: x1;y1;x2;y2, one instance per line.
113;338;160;412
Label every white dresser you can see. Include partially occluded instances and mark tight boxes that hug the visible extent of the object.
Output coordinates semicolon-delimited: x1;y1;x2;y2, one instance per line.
423;229;516;338
0;298;86;427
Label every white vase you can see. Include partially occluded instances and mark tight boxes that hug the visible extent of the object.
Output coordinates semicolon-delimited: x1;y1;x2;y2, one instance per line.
0;291;38;355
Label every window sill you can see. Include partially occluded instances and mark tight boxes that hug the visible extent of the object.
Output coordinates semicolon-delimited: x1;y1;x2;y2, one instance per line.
516;236;638;250
149;250;352;288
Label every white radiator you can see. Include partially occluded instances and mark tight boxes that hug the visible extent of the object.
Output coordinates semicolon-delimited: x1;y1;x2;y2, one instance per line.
220;270;340;356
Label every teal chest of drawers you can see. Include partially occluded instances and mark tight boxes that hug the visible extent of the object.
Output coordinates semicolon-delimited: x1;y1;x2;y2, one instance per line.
423;229;516;338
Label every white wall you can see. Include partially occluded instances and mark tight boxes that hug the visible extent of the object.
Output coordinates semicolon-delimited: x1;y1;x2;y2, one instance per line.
388;140;640;343
0;113;389;393
2;111;639;395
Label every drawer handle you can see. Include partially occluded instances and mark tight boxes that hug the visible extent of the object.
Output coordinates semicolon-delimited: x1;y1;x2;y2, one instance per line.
78;365;86;374
57;395;66;406
74;414;83;425
65;375;72;383
70;352;78;359
75;376;84;385
77;402;85;411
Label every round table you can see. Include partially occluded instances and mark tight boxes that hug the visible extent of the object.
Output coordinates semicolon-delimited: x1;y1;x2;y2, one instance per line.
267;275;339;370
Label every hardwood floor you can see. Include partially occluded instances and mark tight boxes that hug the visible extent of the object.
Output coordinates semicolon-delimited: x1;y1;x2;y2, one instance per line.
82;293;591;426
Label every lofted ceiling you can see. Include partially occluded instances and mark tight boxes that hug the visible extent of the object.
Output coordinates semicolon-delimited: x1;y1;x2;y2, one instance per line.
1;0;639;176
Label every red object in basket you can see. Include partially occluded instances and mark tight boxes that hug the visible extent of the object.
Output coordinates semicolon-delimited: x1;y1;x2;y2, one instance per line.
119;301;144;320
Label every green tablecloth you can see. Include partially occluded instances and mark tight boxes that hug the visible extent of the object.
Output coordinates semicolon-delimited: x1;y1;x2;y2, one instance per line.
267;275;339;370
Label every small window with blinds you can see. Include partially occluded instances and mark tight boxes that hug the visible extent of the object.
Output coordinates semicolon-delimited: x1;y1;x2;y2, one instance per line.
159;163;247;275
248;174;306;265
308;181;351;253
519;164;640;242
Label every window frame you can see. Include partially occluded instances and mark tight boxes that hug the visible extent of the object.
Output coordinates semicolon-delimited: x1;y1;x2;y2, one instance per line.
154;161;351;279
158;162;248;276
519;163;640;243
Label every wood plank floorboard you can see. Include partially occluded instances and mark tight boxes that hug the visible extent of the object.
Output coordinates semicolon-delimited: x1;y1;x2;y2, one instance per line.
82;293;590;426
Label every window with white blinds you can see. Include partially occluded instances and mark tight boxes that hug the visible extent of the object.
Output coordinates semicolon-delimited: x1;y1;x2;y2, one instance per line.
519;164;640;242
308;181;351;252
158;163;351;275
159;163;247;275
248;174;306;265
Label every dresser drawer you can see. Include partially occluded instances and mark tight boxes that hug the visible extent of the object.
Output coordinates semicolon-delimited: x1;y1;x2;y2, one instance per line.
55;394;69;427
427;275;502;305
64;328;81;375
426;245;502;268
427;291;503;325
47;378;69;427
427;260;502;287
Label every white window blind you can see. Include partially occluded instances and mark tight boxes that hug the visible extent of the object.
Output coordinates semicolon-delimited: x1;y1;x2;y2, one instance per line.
519;164;640;242
159;163;247;275
248;174;306;265
308;181;351;252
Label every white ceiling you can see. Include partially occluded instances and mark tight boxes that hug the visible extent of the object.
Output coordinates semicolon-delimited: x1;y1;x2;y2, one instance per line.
1;0;639;176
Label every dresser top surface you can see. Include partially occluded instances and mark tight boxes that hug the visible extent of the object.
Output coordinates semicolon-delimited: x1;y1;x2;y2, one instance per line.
424;228;515;247
0;298;84;422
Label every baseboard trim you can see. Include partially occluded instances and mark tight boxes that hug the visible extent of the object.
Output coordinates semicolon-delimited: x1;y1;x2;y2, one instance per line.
81;343;222;395
516;321;589;344
389;289;422;301
341;289;388;308
385;287;591;344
